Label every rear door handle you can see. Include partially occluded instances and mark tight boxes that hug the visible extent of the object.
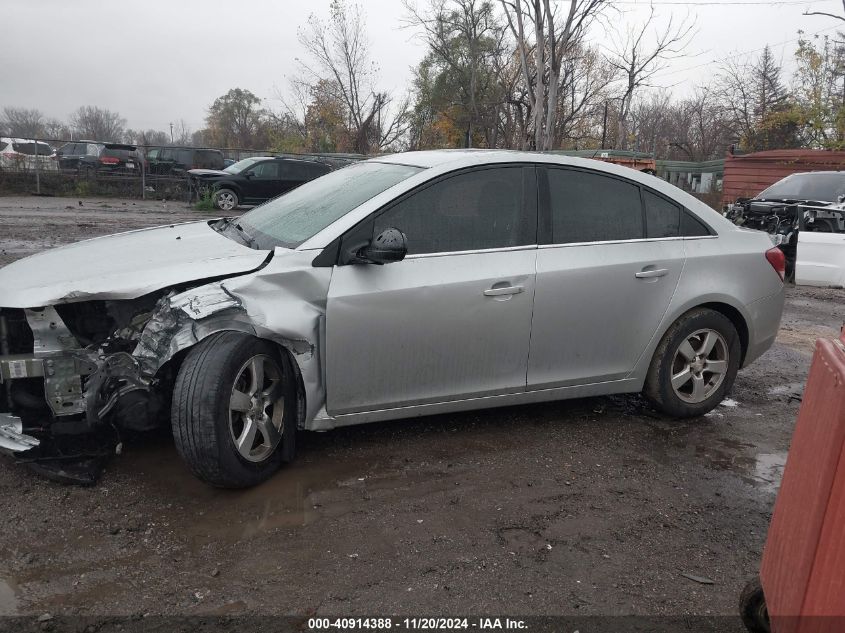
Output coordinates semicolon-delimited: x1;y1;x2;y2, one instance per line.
635;268;669;279
484;285;524;297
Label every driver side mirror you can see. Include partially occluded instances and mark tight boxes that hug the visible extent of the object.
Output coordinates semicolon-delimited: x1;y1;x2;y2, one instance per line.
357;228;407;265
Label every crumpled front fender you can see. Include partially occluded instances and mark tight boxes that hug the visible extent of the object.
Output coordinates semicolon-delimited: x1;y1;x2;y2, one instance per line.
133;248;332;426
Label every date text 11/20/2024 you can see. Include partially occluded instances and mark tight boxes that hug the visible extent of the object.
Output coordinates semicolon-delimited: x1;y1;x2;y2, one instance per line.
307;618;528;630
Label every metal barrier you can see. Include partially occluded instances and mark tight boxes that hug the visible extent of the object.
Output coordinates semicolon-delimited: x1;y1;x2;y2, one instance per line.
755;327;845;632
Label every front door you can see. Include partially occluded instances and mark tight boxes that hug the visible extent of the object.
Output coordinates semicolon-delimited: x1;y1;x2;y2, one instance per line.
527;168;686;389
325;165;538;415
243;160;283;203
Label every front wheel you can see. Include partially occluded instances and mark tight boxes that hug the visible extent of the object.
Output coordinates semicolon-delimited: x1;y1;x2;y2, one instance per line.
644;308;741;418
171;332;296;487
739;577;770;633
214;188;239;211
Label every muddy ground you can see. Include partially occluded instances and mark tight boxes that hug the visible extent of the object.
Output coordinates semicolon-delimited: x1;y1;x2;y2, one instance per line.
0;195;843;620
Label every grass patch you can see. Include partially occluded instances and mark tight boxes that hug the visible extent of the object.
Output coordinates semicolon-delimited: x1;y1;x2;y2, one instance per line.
194;187;216;211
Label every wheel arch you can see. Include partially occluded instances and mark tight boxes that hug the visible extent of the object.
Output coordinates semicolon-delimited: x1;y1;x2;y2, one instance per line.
636;296;753;382
213;181;241;197
152;325;308;431
698;301;750;366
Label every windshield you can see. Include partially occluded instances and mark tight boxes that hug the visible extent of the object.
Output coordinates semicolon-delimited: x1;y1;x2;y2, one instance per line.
238;161;423;248
758;173;845;202
223;157;264;174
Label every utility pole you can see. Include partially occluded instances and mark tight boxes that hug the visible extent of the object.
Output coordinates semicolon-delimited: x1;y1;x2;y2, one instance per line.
601;102;608;149
169;122;174;144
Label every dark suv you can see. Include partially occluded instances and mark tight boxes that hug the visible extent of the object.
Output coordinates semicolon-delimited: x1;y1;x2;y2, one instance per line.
189;156;333;210
146;147;224;175
56;141;142;174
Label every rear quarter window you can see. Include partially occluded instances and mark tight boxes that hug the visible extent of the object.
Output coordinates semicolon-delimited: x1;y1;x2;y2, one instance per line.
0;141;8;151
681;211;712;237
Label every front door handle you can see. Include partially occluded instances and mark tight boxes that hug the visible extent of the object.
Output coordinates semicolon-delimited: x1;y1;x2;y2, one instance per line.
484;285;524;297
635;268;669;279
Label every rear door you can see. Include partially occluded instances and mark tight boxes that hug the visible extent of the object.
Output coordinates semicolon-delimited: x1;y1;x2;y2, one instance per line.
326;165;538;415
527;167;686;389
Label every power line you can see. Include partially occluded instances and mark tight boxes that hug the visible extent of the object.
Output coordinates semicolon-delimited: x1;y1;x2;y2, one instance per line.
651;22;842;83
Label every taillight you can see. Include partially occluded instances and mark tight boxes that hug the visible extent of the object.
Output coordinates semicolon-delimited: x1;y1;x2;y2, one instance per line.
99;156;120;165
765;246;786;281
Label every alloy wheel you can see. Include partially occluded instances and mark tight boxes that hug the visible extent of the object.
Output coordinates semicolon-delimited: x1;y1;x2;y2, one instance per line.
228;354;285;462
670;328;729;404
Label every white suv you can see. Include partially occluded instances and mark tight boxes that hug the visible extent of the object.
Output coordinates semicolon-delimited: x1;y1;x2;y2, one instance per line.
0;138;57;172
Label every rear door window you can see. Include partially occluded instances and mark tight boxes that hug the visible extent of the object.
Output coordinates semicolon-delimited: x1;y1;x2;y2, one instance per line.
547;168;644;243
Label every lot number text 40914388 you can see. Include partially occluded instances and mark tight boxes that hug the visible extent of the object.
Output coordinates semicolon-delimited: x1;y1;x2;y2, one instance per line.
307;618;528;631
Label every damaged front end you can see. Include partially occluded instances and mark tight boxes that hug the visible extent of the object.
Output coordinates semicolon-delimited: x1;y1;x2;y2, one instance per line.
0;247;331;484
0;295;176;483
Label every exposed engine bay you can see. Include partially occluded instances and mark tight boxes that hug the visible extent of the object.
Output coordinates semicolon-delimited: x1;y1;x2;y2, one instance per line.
726;198;845;278
0;292;189;483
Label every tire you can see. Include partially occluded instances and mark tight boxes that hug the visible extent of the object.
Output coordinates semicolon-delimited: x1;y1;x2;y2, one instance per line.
214;188;238;211
171;332;296;487
644;307;742;418
739;577;770;633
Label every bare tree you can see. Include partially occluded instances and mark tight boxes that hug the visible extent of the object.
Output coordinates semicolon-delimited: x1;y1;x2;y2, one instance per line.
605;5;694;149
297;0;411;153
718;45;792;150
69;106;126;141
1;107;47;138
804;0;845;21
554;44;617;147
172;119;193;146
500;0;609;150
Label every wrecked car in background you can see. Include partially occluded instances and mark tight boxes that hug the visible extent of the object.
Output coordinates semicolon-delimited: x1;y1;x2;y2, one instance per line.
0;150;785;487
726;171;845;280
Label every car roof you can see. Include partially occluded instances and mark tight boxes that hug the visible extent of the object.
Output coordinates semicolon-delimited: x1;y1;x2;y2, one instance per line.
778;171;845;176
1;137;52;144
370;149;668;188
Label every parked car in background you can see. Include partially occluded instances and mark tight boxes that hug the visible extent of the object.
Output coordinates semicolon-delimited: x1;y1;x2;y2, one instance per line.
795;204;845;287
0;150;785;487
726;171;845;279
0;138;57;171
222;158;236;168
146;147;224;175
56;142;142;175
189;155;332;210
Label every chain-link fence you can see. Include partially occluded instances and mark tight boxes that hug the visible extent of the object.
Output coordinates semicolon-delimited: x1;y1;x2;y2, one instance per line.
0;137;363;201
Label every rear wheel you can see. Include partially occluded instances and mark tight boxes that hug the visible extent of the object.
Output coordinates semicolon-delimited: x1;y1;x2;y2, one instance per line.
171;332;296;487
644;308;741;418
214;188;238;211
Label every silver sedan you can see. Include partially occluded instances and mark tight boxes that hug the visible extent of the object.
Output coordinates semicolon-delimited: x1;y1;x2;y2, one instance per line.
0;151;785;486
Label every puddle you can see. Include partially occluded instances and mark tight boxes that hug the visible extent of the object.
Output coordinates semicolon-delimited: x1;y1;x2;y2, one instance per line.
0;577;19;615
696;444;787;495
118;442;449;550
751;452;787;494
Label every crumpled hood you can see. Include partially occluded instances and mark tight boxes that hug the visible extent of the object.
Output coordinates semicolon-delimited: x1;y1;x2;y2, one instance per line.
188;169;228;178
0;221;270;308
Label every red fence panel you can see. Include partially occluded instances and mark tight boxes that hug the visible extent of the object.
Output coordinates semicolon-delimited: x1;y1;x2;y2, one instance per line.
760;328;845;633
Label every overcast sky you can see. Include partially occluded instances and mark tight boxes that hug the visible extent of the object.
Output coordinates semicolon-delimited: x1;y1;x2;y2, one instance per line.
1;0;844;136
